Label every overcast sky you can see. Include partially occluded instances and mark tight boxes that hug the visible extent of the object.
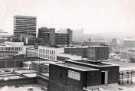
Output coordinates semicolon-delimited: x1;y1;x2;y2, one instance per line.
0;0;135;35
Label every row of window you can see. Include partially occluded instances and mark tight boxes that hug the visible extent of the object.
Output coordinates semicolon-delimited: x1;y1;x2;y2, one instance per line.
39;49;56;55
0;52;17;57
0;47;22;51
38;53;56;61
27;48;56;61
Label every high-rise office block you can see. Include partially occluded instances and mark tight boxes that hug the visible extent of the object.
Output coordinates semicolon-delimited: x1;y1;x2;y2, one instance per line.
55;28;72;46
38;27;55;46
14;15;37;45
38;27;72;46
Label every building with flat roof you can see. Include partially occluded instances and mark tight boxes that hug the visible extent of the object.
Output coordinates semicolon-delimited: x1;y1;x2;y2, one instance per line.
38;27;72;46
30;61;63;74
38;27;55;46
0;55;25;68
55;28;72;46
14;15;37;45
64;46;109;61
38;46;64;61
26;46;64;61
48;59;119;91
0;42;24;57
57;53;82;61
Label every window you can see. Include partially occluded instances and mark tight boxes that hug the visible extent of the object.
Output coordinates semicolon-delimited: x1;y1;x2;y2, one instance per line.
68;70;80;81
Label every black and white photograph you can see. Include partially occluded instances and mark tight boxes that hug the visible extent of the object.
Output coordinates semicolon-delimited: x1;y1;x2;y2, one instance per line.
0;0;135;91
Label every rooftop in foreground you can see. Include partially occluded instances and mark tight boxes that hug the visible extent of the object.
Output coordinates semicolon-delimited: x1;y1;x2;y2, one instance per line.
54;63;99;71
66;59;118;67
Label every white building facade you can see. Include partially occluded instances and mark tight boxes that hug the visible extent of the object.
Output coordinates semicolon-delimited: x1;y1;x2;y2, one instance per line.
26;46;64;61
0;42;24;57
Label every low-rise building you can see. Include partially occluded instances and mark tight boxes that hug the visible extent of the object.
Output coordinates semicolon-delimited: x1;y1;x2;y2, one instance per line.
26;46;64;61
48;60;119;91
31;61;62;74
0;55;25;68
0;42;24;57
64;46;109;61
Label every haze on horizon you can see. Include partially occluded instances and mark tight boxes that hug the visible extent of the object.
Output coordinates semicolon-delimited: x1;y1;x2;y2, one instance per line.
0;0;135;36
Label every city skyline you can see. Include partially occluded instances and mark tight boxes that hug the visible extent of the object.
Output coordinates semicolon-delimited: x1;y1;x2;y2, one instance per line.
0;0;135;35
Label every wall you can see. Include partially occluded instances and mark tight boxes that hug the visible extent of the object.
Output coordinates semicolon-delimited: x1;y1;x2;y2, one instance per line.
86;71;101;86
66;61;119;84
48;64;101;91
64;46;109;61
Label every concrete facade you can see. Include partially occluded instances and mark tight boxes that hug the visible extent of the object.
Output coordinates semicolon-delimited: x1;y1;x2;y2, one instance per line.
64;46;109;61
26;46;64;61
0;42;24;57
14;15;37;45
38;27;55;46
38;27;72;46
48;60;119;91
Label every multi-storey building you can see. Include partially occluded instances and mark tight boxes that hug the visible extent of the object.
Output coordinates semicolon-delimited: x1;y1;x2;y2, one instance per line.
0;55;25;68
38;27;72;46
64;46;109;61
26;46;64;61
38;46;56;61
55;28;72;46
48;59;119;91
14;15;37;45
38;27;55;46
30;61;62;74
0;42;24;57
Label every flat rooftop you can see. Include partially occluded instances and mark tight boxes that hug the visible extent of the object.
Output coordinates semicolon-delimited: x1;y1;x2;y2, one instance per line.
57;53;82;60
66;60;118;67
65;45;108;48
31;61;63;65
54;63;99;71
0;68;38;81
